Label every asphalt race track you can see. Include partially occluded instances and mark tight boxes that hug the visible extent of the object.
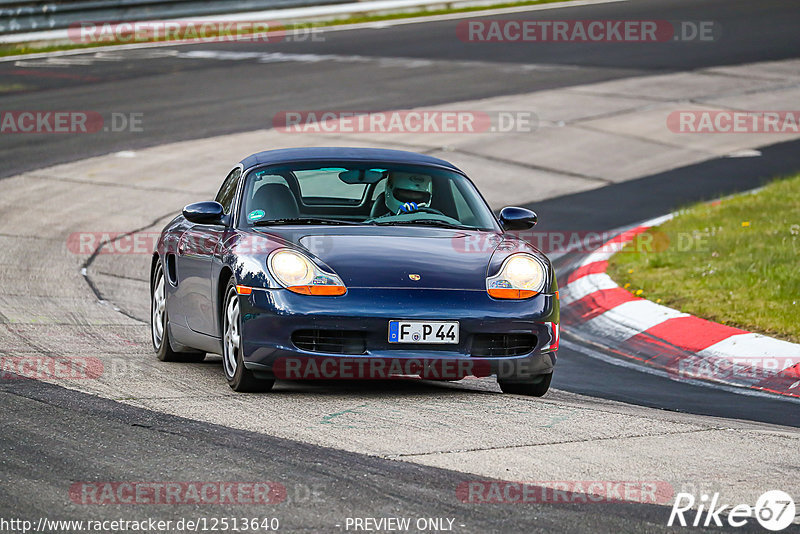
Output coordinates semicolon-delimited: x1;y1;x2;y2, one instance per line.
1;0;799;532
3;0;800;178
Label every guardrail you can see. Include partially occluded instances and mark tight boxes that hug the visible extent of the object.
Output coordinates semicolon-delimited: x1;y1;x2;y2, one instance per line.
0;0;349;34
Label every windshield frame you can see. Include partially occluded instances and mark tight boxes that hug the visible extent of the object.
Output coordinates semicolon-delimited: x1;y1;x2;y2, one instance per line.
237;160;501;232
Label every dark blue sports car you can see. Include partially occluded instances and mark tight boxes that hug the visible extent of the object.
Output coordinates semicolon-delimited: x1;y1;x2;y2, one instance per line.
150;147;559;395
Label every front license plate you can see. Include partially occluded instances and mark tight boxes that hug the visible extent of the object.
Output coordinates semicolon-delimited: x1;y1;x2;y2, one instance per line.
388;321;459;344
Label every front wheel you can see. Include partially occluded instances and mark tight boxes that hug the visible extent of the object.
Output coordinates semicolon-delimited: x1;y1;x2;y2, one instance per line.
222;279;274;393
498;373;552;397
151;262;205;362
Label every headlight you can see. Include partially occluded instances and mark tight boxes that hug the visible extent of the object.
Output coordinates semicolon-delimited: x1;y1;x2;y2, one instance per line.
271;250;313;286
268;249;346;296
486;253;547;299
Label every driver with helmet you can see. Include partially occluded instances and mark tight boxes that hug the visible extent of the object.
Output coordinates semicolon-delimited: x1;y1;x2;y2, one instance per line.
382;172;433;215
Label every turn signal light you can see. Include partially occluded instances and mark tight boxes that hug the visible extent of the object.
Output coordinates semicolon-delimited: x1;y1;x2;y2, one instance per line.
235;285;253;295
487;288;537;299
288;285;346;296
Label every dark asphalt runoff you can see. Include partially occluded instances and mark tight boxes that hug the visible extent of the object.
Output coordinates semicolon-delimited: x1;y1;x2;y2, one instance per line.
1;0;800;530
1;0;799;178
3;377;742;534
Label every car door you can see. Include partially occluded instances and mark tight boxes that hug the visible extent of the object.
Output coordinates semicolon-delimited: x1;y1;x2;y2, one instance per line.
178;167;241;335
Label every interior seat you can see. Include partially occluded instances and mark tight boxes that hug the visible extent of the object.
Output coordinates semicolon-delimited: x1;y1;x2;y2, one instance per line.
251;183;300;220
370;192;389;218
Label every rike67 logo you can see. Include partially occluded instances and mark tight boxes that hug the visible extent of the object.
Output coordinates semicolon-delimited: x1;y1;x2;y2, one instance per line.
668;490;796;531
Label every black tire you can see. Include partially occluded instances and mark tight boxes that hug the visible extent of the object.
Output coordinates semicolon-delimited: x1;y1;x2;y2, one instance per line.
221;278;275;393
151;262;206;363
498;373;552;397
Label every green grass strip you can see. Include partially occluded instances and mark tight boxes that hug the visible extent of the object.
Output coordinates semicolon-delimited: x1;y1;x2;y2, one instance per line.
609;173;800;343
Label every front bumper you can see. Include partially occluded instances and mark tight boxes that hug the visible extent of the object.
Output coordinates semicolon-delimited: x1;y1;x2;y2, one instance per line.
239;287;558;380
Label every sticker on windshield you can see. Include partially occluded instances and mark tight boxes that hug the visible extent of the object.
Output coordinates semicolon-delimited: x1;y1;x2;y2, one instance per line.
248;209;265;222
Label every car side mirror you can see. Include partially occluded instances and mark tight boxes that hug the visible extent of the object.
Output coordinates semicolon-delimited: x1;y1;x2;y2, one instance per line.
499;206;538;231
183;201;225;225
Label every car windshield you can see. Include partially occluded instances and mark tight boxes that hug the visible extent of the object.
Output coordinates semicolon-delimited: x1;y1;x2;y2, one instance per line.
240;162;498;230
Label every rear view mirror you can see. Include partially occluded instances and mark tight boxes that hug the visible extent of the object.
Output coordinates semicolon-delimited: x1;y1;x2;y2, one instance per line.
339;169;386;184
499;206;538;231
183;201;225;225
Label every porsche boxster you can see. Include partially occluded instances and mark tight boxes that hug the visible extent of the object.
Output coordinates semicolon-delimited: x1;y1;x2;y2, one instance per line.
150;148;559;395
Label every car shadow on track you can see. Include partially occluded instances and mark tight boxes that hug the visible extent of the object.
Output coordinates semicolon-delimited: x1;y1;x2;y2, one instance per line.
275;378;498;395
198;353;501;396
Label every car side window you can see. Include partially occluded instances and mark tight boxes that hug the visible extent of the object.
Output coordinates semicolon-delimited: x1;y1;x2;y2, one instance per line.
450;180;478;226
215;168;242;215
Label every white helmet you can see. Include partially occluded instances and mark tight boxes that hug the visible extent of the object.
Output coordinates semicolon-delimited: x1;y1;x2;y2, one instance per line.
385;172;432;214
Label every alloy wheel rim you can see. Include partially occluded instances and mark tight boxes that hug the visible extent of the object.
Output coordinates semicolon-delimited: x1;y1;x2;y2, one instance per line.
223;290;240;378
151;270;166;348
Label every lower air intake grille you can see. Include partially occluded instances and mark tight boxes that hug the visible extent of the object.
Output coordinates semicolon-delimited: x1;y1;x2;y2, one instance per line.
291;330;368;355
472;333;537;357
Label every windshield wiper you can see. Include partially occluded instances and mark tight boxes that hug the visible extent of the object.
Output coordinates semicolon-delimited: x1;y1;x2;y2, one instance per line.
253;217;360;226
371;219;477;230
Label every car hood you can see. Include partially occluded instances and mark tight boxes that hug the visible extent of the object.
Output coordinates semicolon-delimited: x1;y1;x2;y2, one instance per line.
260;226;509;290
